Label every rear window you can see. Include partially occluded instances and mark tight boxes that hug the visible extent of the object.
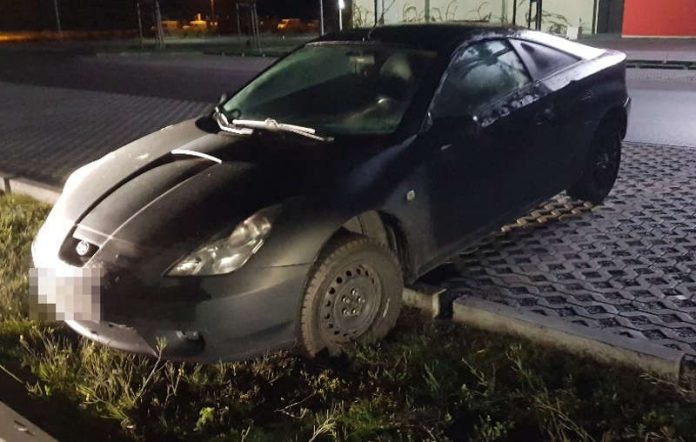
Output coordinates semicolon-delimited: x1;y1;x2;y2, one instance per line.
510;39;580;80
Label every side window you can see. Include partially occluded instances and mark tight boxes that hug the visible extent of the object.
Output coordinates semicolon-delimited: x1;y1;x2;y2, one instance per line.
432;40;531;118
510;39;580;80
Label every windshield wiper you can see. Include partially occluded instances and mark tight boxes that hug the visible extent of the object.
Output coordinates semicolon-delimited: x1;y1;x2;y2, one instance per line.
213;108;331;142
213;108;253;135
232;118;332;142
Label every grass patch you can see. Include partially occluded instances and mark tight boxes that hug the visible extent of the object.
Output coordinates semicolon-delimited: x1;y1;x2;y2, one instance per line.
1;191;696;441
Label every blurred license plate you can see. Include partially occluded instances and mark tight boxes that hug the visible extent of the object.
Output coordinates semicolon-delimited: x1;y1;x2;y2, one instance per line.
29;267;103;321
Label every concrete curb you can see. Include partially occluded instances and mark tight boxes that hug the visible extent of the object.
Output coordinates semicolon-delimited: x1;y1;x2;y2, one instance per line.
452;295;688;382
402;286;448;317
0;172;61;205
627;59;696;70
0;401;57;442
403;288;691;382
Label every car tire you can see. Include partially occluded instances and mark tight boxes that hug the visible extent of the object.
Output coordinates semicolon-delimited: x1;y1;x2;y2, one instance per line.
567;119;622;205
299;233;403;357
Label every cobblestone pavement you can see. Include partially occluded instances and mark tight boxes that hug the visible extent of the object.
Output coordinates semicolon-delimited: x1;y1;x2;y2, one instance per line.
426;142;696;355
0;81;209;186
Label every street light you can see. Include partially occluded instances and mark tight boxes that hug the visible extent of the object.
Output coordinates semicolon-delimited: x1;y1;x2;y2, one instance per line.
338;0;345;31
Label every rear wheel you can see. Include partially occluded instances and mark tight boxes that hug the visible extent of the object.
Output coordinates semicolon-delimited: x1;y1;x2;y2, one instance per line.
567;120;622;204
299;233;403;356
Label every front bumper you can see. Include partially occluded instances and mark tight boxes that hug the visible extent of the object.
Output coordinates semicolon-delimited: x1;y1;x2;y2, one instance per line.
33;244;311;362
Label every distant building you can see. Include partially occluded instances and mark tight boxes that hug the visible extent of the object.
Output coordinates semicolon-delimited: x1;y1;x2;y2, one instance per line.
352;0;596;36
622;0;696;37
352;0;696;37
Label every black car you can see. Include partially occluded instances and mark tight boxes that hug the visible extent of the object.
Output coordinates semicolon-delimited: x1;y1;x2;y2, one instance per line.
31;24;630;362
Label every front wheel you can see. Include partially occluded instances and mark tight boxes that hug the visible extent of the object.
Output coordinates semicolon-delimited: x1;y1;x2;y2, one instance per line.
567;120;622;205
298;234;403;357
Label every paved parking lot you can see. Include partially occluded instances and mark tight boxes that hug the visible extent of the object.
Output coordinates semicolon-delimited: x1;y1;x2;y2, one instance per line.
427;142;696;355
0;81;209;185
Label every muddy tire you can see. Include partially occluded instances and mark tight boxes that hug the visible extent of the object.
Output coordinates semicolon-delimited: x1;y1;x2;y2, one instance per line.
299;233;403;356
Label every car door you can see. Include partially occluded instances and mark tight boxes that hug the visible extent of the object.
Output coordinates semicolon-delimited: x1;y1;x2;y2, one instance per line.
509;38;587;196
424;39;549;259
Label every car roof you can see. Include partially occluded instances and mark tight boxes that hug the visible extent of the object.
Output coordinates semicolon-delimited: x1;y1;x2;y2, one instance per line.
316;23;520;55
314;23;605;60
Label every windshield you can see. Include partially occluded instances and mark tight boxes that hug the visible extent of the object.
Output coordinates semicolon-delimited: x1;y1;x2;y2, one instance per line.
222;43;438;136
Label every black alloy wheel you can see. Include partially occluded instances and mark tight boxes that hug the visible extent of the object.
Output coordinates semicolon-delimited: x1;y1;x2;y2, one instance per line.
567;120;622;204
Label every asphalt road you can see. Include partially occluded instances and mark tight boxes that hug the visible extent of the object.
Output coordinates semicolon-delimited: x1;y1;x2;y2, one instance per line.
0;52;273;102
625;69;696;147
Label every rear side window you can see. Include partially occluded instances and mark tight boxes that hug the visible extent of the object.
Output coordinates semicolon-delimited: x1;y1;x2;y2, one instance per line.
510;39;579;80
432;40;531;117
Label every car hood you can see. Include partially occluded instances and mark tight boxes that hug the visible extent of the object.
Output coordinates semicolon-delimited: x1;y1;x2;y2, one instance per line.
35;118;391;272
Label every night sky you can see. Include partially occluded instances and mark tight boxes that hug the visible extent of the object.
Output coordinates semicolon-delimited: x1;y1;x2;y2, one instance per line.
0;0;322;31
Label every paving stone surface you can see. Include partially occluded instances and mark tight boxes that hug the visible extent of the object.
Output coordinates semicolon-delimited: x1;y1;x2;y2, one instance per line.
0;81;209;186
426;142;696;355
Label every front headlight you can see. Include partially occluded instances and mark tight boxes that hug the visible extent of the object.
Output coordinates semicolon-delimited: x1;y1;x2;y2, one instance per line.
167;212;272;277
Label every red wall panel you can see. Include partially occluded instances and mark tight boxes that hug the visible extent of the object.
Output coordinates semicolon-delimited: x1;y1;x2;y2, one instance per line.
623;0;696;36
